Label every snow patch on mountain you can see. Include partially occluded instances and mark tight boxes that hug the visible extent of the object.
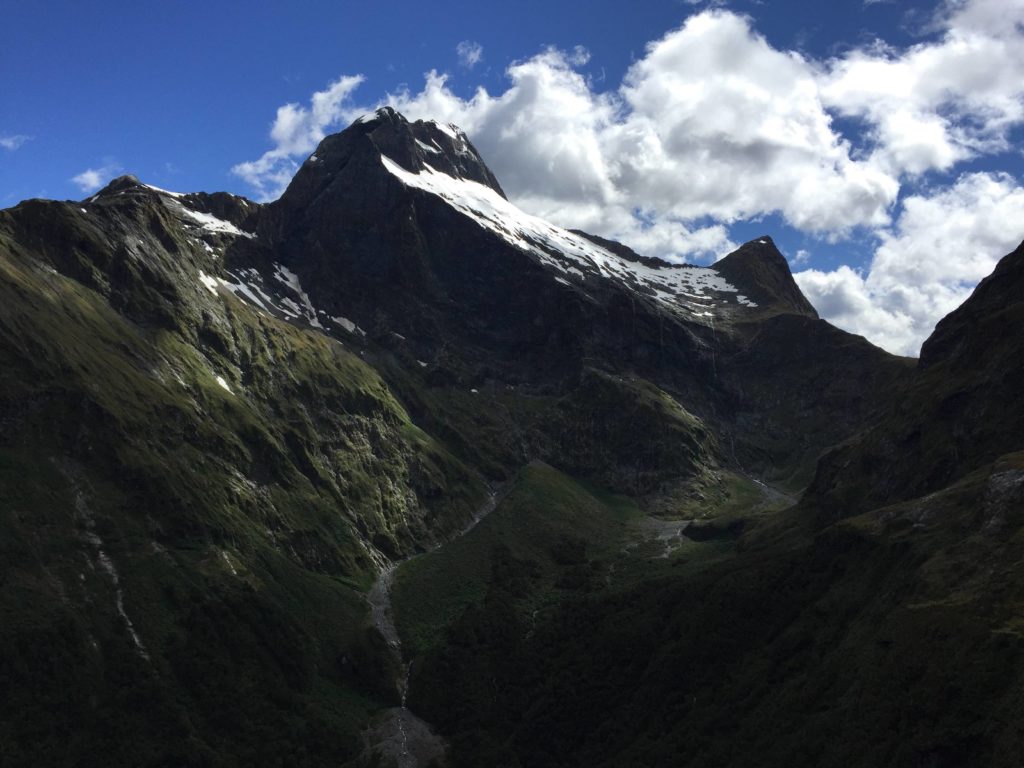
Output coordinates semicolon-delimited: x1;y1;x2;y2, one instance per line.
429;121;463;141
198;271;219;296
380;155;756;316
218;268;276;313
416;139;441;155
208;265;366;341
143;183;184;198
332;316;365;335
273;264;324;329
176;204;255;239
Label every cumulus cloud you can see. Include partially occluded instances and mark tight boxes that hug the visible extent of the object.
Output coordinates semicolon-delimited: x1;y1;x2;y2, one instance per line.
0;134;30;151
231;74;365;199
791;249;811;267
611;12;897;232
71;164;121;193
796;172;1024;355
821;0;1024;175
233;0;1024;353
456;40;483;69
234;4;1024;239
235;13;902;249
329;16;899;259
434;17;892;234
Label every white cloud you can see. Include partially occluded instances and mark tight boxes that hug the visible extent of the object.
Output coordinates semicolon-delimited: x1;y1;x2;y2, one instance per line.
233;3;1024;239
233;1;1024;355
238;6;1023;240
235;14;902;250
70;164;121;193
791;249;811;266
796;172;1024;355
937;0;1024;37
385;53;622;218
611;12;898;232
821;0;1024;176
567;45;591;66
0;134;30;151
347;15;899;259
456;40;483;69
231;74;365;199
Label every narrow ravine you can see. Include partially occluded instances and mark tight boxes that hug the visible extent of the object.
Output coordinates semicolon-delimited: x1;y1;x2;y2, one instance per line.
58;460;151;661
362;486;505;767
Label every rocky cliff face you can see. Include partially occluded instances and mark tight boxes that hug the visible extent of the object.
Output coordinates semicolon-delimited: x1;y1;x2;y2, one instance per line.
712;235;818;318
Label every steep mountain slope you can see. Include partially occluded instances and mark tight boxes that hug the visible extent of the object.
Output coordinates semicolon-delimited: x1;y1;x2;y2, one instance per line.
254;108;909;492
0;107;980;767
393;249;1024;767
713;235;819;318
390;241;1024;767
0;182;482;765
809;240;1024;518
405;453;1024;768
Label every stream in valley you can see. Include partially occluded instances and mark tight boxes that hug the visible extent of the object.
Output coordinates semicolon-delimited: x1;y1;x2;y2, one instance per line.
363;488;504;767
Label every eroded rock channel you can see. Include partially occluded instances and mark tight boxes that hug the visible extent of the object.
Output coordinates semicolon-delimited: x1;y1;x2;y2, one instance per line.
362;488;504;767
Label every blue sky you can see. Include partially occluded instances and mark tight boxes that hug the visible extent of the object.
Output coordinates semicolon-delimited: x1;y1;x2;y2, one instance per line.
3;0;1024;355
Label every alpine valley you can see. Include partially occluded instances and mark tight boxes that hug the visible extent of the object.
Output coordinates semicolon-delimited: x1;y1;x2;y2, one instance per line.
2;108;1022;767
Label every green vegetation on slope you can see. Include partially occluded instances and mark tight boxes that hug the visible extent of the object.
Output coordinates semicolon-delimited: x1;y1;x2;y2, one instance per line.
402;455;1024;767
391;461;643;657
3;168;1017;768
387;462;810;764
378;357;719;496
0;200;482;765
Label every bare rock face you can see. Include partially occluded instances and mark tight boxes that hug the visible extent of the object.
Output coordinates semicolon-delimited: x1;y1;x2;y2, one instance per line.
920;239;1024;371
713;235;818;318
361;707;449;768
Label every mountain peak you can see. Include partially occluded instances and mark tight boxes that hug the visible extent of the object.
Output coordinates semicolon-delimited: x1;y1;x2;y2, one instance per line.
91;174;144;198
712;237;818;318
89;175;190;203
277;109;504;212
919;239;1024;370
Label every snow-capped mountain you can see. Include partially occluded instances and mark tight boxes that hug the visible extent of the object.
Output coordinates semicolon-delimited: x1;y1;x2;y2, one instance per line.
2;107;1021;767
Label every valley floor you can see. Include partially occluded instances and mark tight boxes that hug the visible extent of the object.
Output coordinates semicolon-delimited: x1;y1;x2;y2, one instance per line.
367;456;1024;768
362;462;791;767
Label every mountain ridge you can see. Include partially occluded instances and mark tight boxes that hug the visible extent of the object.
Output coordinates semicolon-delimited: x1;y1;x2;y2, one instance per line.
1;108;1019;767
808;240;1024;518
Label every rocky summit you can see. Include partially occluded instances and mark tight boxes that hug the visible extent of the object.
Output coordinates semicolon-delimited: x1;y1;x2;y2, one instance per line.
1;108;1022;767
